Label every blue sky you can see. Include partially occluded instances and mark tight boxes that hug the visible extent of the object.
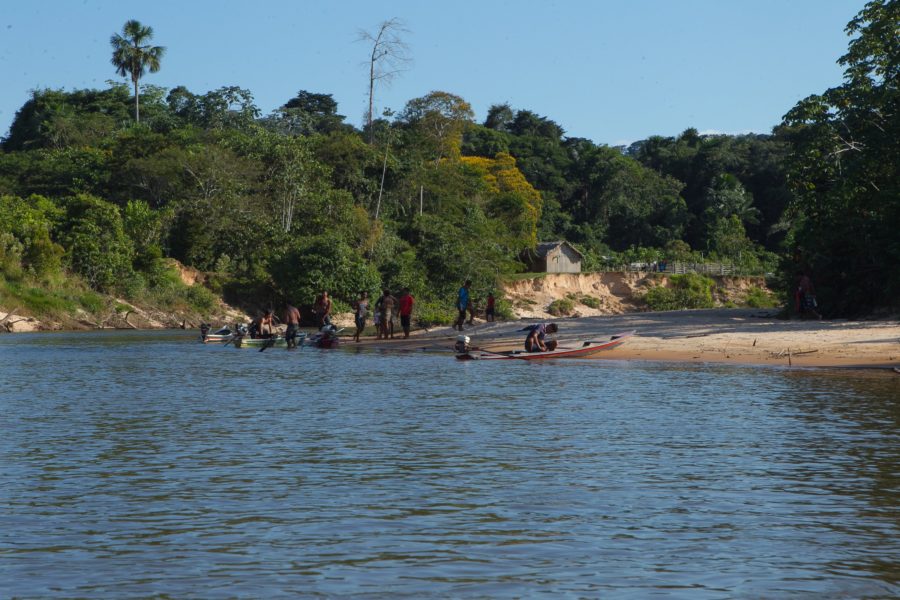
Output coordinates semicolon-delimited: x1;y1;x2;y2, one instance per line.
1;0;863;146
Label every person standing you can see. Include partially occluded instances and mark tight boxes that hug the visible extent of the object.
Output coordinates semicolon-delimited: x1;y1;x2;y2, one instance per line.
398;288;415;339
454;280;471;331
313;291;332;328
796;272;822;319
283;302;301;348
485;292;496;322
374;290;392;339
352;291;369;342
381;289;397;339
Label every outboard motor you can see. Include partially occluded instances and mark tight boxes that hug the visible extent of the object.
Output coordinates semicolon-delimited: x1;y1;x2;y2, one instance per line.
316;323;340;348
454;335;471;353
199;322;211;341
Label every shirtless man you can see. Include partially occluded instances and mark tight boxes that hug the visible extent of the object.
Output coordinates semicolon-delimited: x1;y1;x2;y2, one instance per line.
380;289;397;339
313;291;332;328
283;302;301;348
352;291;369;342
259;309;276;338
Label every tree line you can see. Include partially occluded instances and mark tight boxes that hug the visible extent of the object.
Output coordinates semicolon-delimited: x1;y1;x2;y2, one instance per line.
1;2;897;321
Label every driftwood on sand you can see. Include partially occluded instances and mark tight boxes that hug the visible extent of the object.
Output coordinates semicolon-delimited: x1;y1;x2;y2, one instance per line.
1;308;28;333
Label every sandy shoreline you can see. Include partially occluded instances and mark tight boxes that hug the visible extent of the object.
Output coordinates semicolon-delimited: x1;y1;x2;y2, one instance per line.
351;308;900;370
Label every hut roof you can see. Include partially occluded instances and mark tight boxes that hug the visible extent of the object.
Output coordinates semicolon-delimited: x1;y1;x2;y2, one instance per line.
533;241;584;259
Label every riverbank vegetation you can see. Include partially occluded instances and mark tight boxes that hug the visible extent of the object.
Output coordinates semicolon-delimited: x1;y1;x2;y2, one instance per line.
1;2;896;323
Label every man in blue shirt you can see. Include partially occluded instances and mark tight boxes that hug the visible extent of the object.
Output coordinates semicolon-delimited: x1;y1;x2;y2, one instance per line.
454;280;471;331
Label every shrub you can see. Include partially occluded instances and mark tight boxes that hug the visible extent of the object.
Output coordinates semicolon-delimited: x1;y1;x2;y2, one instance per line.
580;296;601;309
0;233;24;281
547;297;575;316
4;281;75;314
643;273;715;311
494;297;515;320
331;299;352;315
414;299;454;327
79;291;105;314
744;286;777;308
186;284;217;313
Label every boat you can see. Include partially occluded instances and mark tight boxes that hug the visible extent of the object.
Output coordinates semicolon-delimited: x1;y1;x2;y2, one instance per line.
305;325;343;349
233;335;286;349
455;330;634;361
200;325;236;343
230;332;309;349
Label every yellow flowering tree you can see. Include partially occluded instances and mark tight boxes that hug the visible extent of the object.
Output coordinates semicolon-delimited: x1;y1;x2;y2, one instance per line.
461;152;542;251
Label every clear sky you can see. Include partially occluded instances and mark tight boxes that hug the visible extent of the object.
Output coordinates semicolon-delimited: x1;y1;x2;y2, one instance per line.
0;0;864;146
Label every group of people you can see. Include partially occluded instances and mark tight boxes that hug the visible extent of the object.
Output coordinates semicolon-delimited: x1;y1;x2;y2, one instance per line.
454;280;496;331
243;291;330;349
245;279;508;346
351;288;415;342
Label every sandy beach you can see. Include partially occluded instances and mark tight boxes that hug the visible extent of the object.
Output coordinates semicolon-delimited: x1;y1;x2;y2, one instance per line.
353;308;900;370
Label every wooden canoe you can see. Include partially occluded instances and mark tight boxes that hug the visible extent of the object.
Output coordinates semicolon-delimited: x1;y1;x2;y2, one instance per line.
456;330;634;361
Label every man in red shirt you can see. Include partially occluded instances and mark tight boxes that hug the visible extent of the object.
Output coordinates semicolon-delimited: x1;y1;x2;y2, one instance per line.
398;287;415;338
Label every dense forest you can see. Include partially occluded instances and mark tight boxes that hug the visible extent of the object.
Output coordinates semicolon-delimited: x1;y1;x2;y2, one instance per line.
1;1;897;322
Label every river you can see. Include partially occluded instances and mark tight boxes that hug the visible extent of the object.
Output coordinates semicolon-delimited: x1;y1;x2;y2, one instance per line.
1;330;898;597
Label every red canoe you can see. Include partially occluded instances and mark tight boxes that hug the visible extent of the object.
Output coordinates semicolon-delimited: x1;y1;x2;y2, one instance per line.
456;330;634;361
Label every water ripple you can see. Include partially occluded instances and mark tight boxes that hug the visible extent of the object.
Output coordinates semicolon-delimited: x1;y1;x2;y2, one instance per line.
1;331;898;597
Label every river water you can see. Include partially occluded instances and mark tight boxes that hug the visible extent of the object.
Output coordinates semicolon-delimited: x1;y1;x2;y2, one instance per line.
1;330;898;598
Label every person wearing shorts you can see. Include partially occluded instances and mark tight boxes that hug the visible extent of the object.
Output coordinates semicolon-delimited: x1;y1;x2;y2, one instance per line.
454;280;471;331
352;291;368;342
398;288;414;338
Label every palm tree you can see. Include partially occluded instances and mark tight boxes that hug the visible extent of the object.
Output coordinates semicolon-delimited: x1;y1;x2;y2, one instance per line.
110;20;165;123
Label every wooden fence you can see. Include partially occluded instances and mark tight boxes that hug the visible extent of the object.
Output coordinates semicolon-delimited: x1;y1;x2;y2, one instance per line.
599;261;762;276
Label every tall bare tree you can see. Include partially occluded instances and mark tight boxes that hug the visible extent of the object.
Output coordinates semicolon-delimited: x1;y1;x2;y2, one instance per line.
357;18;410;141
110;20;165;124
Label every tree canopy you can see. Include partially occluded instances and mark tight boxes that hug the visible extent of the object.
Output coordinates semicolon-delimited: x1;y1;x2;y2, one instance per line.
2;3;897;319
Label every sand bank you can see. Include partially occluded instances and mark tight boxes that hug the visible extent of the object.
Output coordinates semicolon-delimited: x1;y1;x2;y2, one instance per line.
352;308;900;370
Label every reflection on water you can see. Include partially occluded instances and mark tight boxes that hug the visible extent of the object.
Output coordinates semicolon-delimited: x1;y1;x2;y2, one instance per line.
1;331;899;597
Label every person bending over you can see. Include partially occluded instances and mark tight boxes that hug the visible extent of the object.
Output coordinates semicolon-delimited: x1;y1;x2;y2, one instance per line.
524;322;558;352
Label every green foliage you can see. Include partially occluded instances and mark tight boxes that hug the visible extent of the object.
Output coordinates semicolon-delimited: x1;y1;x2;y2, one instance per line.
270;234;382;306
2;281;76;314
744;286;777;308
643;273;716;311
7;10;896;322
410;298;454;327
110;20;165;123
3;86;133;151
61;194;135;291
547;297;575;316
0;195;65;277
663;239;693;261
0;232;25;280
407;211;515;300
579;296;601;309
79;290;106;313
185;284;217;313
493;296;516;320
778;0;900;315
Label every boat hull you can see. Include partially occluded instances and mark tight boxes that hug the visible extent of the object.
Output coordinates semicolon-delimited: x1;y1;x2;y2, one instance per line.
456;331;634;361
234;336;288;349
